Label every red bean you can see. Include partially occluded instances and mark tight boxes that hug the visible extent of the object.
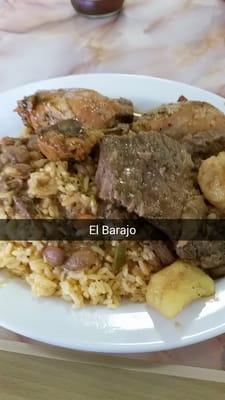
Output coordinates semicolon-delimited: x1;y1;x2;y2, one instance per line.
43;246;65;267
6;145;30;163
64;249;97;271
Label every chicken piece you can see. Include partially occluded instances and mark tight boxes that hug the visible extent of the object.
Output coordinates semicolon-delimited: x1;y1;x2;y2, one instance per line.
132;101;225;163
133;101;225;138
16;88;134;132
95;132;203;221
37;119;104;161
198;152;225;210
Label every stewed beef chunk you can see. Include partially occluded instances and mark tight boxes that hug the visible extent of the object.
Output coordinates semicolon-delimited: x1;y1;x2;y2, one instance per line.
176;241;225;270
149;241;175;266
97;200;136;219
95;132;205;222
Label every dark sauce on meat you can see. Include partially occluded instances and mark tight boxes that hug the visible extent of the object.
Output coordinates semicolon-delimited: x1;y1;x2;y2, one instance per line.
71;0;125;17
56;119;84;136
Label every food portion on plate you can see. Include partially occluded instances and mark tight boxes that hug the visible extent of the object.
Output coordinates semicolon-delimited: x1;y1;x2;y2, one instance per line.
1;87;225;318
132;96;225;165
16;88;133;131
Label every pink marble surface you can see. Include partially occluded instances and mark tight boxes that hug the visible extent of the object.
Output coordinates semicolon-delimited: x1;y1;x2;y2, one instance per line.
0;0;224;95
0;0;225;368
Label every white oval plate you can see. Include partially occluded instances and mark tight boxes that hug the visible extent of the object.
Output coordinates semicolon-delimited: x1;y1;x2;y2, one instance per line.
0;74;225;353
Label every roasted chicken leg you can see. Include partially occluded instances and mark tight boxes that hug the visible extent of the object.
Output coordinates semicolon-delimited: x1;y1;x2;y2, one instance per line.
16;88;133;132
132;100;225;163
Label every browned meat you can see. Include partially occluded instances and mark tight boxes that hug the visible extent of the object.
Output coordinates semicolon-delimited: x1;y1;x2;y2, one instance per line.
3;164;31;179
16;88;134;132
26;135;40;151
133;101;225;138
178;95;188;102
176;241;225;271
0;136;43;185
37;119;104;161
96;132;225;271
4;145;30;164
132;101;225;162
97;200;135;219
97;201;175;267
0;135;43;164
95;132;205;221
209;265;225;279
0;135;46;217
148;241;175;267
0;138;30;164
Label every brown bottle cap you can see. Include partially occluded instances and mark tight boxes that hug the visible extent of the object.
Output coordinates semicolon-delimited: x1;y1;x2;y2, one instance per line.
71;0;125;17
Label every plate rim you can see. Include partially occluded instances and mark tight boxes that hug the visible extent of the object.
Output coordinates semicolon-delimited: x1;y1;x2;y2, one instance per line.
1;72;224;102
0;73;225;353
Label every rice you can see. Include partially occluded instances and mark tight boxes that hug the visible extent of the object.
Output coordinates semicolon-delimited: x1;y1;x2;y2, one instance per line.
0;135;158;308
0;239;154;307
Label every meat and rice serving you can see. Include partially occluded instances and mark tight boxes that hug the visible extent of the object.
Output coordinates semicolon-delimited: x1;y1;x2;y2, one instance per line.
0;88;225;317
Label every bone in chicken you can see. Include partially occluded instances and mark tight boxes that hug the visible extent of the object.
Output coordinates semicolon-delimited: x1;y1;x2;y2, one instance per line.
16;88;134;132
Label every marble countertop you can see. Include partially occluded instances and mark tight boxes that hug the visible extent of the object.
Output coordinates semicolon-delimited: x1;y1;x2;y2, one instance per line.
0;0;224;95
0;0;225;368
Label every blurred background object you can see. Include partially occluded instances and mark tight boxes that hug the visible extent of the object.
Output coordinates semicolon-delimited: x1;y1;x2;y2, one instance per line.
71;0;125;17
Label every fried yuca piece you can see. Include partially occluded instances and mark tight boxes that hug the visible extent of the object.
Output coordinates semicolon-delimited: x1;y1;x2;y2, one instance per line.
146;260;215;318
16;88;133;132
198;151;225;210
133;100;225;162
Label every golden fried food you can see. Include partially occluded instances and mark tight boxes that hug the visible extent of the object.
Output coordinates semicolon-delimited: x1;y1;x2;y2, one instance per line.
16;88;133;132
146;260;215;318
198;152;225;209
